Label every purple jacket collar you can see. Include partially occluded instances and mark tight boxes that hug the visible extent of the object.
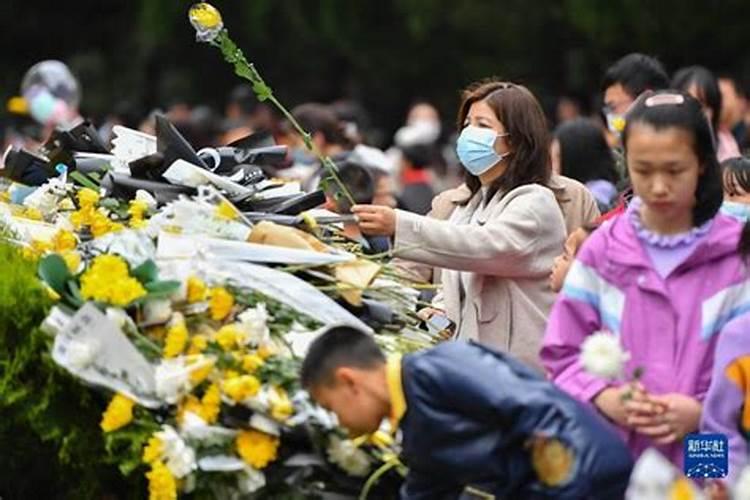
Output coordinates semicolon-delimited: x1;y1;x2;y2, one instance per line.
601;212;744;271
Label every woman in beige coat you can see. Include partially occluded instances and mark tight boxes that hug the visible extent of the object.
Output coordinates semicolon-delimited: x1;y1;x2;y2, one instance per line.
352;80;566;370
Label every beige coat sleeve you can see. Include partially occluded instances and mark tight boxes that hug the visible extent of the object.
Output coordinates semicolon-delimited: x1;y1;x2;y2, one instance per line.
394;186;563;278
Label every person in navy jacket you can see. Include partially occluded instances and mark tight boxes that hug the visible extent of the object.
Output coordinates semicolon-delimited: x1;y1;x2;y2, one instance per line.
301;326;633;499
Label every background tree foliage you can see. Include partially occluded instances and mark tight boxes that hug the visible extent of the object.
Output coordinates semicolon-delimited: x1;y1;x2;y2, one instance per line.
2;0;750;137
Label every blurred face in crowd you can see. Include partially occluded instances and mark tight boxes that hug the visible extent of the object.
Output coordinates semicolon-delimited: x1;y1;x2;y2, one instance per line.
719;78;747;128
372;174;397;208
556;97;581;124
604;84;635;116
626;123;701;233
550;227;590;292
407;103;440;125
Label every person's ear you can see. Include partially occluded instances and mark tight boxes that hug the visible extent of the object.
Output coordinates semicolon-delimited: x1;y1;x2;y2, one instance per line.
334;366;359;390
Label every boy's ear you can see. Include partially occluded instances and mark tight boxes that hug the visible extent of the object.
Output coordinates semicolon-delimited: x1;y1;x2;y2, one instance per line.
333;366;358;387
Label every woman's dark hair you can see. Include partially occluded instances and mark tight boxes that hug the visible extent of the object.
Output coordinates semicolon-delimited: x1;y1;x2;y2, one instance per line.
290;103;352;148
671;66;722;136
554;118;618;184
456;79;551;204
622;90;722;227
721;156;750;196
601;53;670;98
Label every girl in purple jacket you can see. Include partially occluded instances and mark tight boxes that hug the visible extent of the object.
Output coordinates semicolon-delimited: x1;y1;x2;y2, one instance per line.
542;90;750;468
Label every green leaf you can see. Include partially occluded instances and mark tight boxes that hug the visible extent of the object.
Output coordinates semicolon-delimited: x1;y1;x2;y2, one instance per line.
69;171;100;190
65;280;85;308
143;280;181;297
38;254;73;295
131;259;158;285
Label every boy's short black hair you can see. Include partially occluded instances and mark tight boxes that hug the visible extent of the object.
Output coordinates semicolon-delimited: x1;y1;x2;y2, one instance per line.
602;53;670;98
300;326;385;389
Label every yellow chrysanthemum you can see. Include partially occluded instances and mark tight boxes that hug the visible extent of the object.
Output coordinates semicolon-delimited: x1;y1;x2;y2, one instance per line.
142;436;164;464
209;287;234;321
146;460;177;500
91;211;124;238
164;320;189;358
52;229;77;252
257;344;276;360
78;188;100;208
611;116;626;133
61;251;81;273
109;277;148;306
187;334;208;355
128;200;149;229
222;374;261;402
269;387;293;421
188;357;215;385
242;353;264;373
100;393;135;432
236;429;279;469
215;324;243;351
199;383;222;423
80;255;146;306
214;200;239;220
189;3;223;30
186;276;207;303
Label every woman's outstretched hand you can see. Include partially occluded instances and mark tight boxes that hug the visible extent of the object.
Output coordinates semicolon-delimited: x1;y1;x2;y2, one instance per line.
351;205;397;236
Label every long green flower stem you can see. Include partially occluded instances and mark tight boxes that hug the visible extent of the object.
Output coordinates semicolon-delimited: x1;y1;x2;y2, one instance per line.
212;31;355;207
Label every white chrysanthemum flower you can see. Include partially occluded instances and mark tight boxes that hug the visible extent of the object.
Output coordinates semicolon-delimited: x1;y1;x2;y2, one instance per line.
580;331;630;379
142;298;172;325
735;466;750;500
156;425;197;479
237;304;270;346
155;359;191;405
326;435;372;477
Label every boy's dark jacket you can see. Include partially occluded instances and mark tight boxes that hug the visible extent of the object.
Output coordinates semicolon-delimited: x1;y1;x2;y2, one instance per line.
398;342;633;499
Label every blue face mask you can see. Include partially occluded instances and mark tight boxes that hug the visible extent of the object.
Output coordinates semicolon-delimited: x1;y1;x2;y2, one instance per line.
28;89;58;125
721;200;750;223
455;125;509;176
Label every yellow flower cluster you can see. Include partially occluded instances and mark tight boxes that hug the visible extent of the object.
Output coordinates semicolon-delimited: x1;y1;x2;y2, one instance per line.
222;373;261;402
209;286;234;320
186;276;207;303
200;383;222;423
188;356;215;385
70;187;123;238
52;229;77;251
146;460;177;500
80;254;147;306
128;199;149;229
100;393;135;432
236;429;279;469
164;319;189;358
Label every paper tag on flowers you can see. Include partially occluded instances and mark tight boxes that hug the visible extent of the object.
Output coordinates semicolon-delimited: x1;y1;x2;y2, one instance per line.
52;302;161;408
